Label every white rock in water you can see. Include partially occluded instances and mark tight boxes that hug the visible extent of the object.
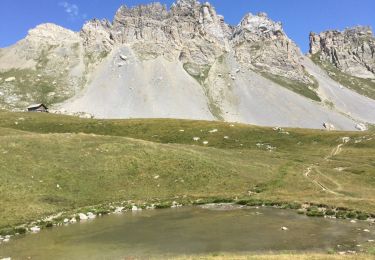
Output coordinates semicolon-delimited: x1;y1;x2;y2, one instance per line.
79;213;88;220
1;257;11;260
30;226;41;233
56;184;60;189
70;217;77;223
115;207;125;213
154;175;160;179
132;206;139;211
209;129;218;133
363;229;370;232
355;123;367;131
203;141;209;145
281;226;288;231
193;137;200;141
2;239;10;243
224;136;229;139
87;212;96;219
63;218;69;223
4;77;16;82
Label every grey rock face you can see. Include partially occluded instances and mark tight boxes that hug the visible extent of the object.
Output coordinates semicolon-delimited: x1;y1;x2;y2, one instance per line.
232;12;313;85
310;27;375;79
78;1;309;85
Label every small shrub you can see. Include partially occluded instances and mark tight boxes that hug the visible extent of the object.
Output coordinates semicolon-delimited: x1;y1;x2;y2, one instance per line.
345;212;357;219
357;213;370;220
212;198;234;204
14;227;27;234
307;206;319;212
0;227;15;236
306;210;324;217
286;203;301;209
325;209;336;216
236;200;250;206
155;202;172;209
335;211;347;219
246;200;263;206
45;222;53;228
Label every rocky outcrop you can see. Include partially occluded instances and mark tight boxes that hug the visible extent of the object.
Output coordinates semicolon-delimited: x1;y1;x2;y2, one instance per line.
309;26;375;79
78;1;310;85
232;12;313;85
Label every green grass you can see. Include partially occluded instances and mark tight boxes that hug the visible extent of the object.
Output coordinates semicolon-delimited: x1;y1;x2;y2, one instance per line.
311;52;375;100
0;111;374;230
0;68;72;109
260;72;321;102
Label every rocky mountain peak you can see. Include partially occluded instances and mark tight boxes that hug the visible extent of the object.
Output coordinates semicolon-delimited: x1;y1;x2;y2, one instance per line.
26;23;79;44
310;26;375;79
238;12;283;36
114;3;169;25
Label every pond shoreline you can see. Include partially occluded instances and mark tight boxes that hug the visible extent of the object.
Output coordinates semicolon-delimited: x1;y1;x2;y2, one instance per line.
1;197;375;251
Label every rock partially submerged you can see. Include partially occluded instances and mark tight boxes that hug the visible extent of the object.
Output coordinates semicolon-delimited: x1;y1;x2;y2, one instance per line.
78;213;89;220
30;226;41;233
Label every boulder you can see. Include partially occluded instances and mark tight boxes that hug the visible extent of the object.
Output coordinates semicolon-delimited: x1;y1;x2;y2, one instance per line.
281;226;288;231
30;226;41;233
87;212;96;219
4;77;16;82
78;213;88;220
323;122;335;131
355;123;367;131
115;207;125;213
119;54;128;61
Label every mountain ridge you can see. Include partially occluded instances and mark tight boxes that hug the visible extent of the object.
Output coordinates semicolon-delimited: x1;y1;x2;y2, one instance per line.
0;0;374;131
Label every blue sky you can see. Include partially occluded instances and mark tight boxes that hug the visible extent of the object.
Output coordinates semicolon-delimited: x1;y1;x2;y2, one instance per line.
0;0;374;52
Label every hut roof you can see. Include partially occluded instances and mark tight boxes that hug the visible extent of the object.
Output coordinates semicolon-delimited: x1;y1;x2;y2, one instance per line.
27;104;48;109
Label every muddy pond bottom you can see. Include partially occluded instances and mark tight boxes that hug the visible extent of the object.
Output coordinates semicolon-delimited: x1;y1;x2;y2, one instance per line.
1;206;374;259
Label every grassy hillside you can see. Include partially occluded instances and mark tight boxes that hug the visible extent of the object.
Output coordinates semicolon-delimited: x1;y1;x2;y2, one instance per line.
0;111;374;232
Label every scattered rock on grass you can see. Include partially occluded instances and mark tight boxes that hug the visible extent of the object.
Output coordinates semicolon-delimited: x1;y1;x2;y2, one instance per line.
281;226;288;231
355;123;367;131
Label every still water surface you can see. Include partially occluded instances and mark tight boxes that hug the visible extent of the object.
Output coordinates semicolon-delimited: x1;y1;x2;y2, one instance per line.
0;206;373;259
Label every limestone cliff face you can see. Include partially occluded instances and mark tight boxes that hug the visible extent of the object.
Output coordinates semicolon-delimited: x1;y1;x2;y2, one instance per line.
310;26;375;79
232;12;313;85
78;0;309;83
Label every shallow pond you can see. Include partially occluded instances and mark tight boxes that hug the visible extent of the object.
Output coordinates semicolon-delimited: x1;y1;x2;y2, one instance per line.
0;206;374;259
